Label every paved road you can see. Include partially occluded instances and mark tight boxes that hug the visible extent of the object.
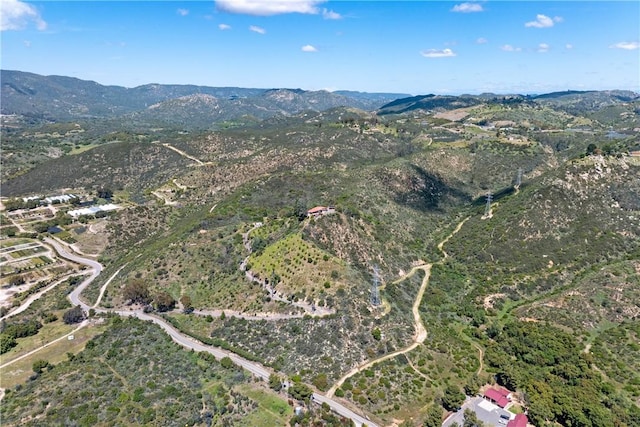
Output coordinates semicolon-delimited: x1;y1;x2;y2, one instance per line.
1;272;90;320
45;238;102;310
49;238;379;427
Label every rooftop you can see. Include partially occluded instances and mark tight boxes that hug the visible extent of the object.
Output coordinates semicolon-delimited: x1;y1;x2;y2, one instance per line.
484;388;510;408
507;413;528;427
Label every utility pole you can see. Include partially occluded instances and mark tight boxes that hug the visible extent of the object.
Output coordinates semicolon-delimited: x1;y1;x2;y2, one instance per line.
370;265;381;307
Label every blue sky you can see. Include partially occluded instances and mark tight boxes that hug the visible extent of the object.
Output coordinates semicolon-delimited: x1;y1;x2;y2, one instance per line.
1;0;638;94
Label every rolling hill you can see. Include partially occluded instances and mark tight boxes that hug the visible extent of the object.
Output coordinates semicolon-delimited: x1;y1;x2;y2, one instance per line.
1;70;409;123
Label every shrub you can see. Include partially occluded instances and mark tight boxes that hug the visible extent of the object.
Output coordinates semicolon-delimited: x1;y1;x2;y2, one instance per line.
154;292;176;312
32;359;50;374
220;357;234;369
63;306;85;324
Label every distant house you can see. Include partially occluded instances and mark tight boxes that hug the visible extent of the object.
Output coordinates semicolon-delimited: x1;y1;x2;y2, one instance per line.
44;194;77;204
22;195;42;203
507;413;528;427
68;203;120;218
307;206;336;218
483;387;511;408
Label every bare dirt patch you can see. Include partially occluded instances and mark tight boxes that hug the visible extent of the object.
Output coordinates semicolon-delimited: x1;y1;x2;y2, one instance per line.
434;108;471;122
483;293;506;309
71;220;109;255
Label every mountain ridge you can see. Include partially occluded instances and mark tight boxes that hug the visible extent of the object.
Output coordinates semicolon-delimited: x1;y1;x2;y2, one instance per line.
0;70;410;124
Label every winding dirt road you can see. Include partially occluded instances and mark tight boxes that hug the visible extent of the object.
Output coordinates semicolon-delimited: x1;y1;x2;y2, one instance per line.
327;217;469;398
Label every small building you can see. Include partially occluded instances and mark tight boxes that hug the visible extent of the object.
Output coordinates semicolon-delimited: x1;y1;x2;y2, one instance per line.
307;206;327;217
44;194;77;204
22;195;42;203
307;206;336;218
483;387;511;408
507;413;528;427
68;203;120;218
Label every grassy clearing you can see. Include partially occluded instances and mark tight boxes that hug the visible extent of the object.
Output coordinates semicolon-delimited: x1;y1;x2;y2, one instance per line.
2;320;79;364
68;143;101;155
166;312;214;338
508;404;524;414
0;322;108;389
236;384;293;426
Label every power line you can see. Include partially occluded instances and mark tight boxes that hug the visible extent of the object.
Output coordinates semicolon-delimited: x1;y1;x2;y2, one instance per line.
483;191;493;218
370;265;381;307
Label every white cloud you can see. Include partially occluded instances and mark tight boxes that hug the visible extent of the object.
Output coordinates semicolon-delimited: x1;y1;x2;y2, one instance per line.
301;44;317;52
525;14;562;28
420;48;456;58
609;41;639;50
565;43;573;49
322;8;341;20
216;0;324;16
1;0;47;31
537;43;550;53
177;8;189;16
451;3;483;13
501;44;522;52
23;39;31;47
476;37;488;44
249;25;266;34
218;23;231;30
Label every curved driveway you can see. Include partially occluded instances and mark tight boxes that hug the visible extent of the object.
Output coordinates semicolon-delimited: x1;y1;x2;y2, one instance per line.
45;238;102;311
46;237;378;427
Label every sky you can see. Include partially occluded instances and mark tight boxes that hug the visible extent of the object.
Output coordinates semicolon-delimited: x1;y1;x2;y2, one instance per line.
1;0;639;95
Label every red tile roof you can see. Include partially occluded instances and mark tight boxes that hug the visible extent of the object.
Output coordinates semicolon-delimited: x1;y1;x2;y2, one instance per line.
307;206;327;214
495;386;511;397
507;413;527;427
484;388;509;408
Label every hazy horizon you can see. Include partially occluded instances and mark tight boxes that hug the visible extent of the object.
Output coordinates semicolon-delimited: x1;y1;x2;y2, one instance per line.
1;1;639;95
5;68;640;98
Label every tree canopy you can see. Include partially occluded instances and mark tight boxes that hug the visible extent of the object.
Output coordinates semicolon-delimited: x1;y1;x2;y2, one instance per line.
122;279;151;305
63;306;85;324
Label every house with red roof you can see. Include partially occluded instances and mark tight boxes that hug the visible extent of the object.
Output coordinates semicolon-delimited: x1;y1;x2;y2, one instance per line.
307;206;336;218
507;413;528;427
483;386;511;408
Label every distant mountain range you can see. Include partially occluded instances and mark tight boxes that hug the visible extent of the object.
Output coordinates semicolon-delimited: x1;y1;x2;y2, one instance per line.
376;90;640;115
0;70;410;127
2;70;638;129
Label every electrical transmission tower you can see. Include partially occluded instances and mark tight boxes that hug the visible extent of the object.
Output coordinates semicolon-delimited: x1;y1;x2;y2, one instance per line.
483;191;493;218
515;167;523;188
370;265;381;307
